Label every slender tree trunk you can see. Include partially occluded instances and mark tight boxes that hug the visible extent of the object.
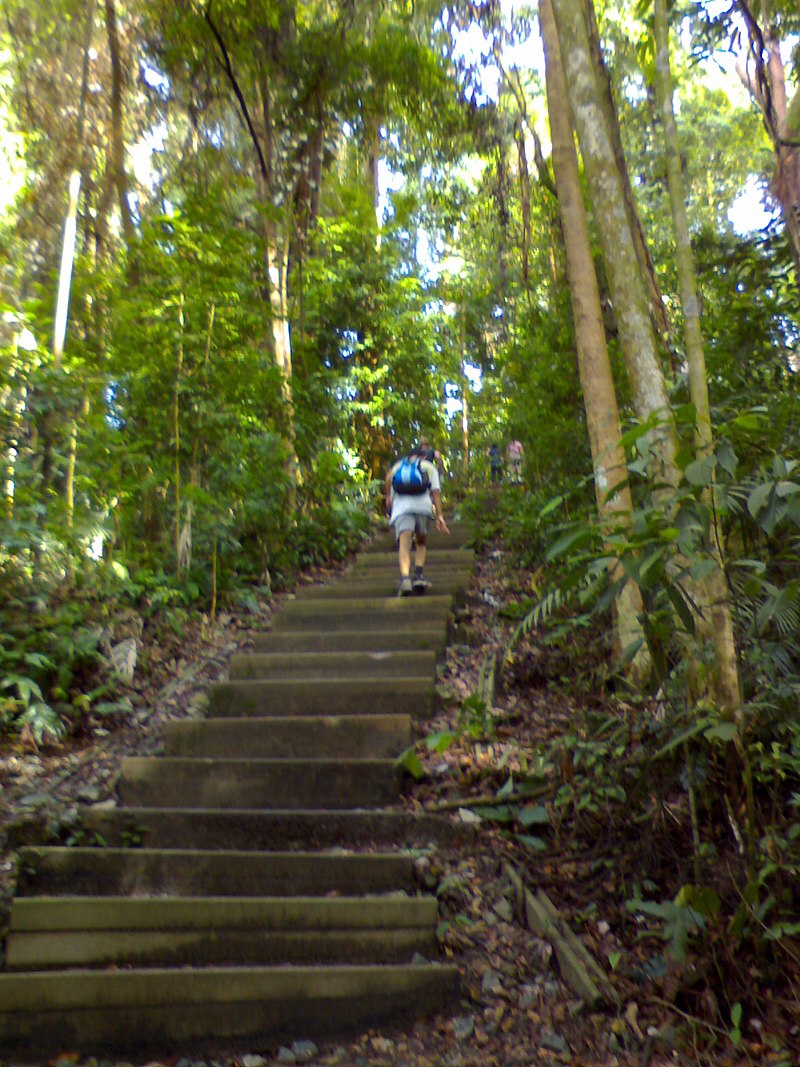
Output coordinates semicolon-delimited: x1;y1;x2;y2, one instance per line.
654;0;741;711
174;292;184;573
584;1;671;340
65;392;90;528
736;3;800;281
540;0;647;672
265;219;298;506
549;0;679;486
104;0;136;250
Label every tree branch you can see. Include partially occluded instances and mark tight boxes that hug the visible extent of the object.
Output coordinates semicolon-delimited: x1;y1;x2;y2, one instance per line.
204;2;269;181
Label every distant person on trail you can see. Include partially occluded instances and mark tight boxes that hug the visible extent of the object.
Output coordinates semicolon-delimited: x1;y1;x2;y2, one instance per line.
507;439;524;483
489;442;503;484
385;441;450;597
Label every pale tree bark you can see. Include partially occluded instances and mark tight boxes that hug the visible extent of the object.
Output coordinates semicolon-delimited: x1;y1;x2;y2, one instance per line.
540;0;647;673
548;0;680;487
736;1;800;281
654;0;741;712
103;0;136;250
549;0;738;712
583;1;671;341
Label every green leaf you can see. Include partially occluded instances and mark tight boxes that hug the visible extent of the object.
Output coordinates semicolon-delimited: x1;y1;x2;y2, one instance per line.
518;804;550;827
684;455;716;487
395;747;424;780
424;730;456;753
517;834;547;851
665;581;696;635
703;722;738;743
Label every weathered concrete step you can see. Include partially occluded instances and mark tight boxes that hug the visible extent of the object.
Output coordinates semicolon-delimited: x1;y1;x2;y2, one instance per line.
250;629;446;654
362;526;472;552
228;649;436;681
164;714;411;759
17;848;417;898
279;594;452;616
119;757;400;809
354;549;474;568
81;807;460;852
272;610;450;634
207;676;435;718
7;896;438;970
0;962;458;1055
294;575;470;599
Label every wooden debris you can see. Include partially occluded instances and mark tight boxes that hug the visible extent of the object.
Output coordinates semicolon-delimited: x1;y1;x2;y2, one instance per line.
504;862;618;1009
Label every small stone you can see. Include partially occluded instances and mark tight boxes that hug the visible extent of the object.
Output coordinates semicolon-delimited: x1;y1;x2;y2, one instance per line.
291;1041;318;1064
77;785;101;803
493;899;514;922
276;1049;296;1065
540;1030;571;1059
452;1014;475;1041
457;808;482;824
370;1037;394;1054
90;798;117;811
411;951;430;965
241;1056;267;1067
481;969;503;995
519;984;538;1009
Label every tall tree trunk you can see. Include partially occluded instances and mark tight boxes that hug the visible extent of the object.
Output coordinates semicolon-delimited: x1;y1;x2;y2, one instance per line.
654;0;741;711
265;218;298;507
104;0;136;250
736;3;800;281
540;0;647;673
584;1;671;340
549;0;679;487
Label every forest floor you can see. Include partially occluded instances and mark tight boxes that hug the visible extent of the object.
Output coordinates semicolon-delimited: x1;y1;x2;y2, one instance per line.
0;536;798;1067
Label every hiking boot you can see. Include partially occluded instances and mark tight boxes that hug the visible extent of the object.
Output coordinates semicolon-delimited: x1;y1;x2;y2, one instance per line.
398;576;413;597
413;571;432;594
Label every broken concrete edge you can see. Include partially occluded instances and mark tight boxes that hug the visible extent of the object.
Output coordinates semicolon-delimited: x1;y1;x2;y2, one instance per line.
503;862;619;1009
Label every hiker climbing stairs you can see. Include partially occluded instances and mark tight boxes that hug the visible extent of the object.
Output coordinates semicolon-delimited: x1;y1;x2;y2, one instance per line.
0;518;474;1056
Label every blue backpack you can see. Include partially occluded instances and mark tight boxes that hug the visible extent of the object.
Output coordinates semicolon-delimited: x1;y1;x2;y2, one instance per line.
392;456;431;495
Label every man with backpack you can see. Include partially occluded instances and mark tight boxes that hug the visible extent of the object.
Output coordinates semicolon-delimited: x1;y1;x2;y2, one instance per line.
384;442;450;596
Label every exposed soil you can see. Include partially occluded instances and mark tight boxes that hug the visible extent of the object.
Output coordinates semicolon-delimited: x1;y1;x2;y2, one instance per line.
0;543;797;1067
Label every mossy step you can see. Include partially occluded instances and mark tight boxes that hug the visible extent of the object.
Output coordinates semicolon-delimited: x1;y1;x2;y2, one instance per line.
17;848;417;898
294;576;470;600
7;896;438;970
279;594;453;615
163;714;411;759
0;962;458;1055
81;807;461;852
354;549;474;568
119;756;400;810
228;649;436;681
250;629;446;654
207;676;435;718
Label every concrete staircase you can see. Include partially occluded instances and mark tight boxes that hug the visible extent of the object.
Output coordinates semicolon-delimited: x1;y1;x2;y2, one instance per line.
0;520;474;1056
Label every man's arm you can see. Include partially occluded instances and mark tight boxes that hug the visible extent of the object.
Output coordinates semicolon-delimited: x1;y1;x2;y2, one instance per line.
384;470;393;518
431;489;449;533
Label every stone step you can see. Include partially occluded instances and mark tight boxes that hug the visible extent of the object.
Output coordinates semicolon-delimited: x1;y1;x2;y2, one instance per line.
17;848;417;898
229;649;437;682
7;896;438;970
354;549;474;568
164;714;411;759
250;629;446;654
0;962;458;1055
362;525;472;552
118;757;400;810
279;594;453;617
271;598;452;633
228;649;436;682
207;676;435;718
80;807;457;852
293;575;470;599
